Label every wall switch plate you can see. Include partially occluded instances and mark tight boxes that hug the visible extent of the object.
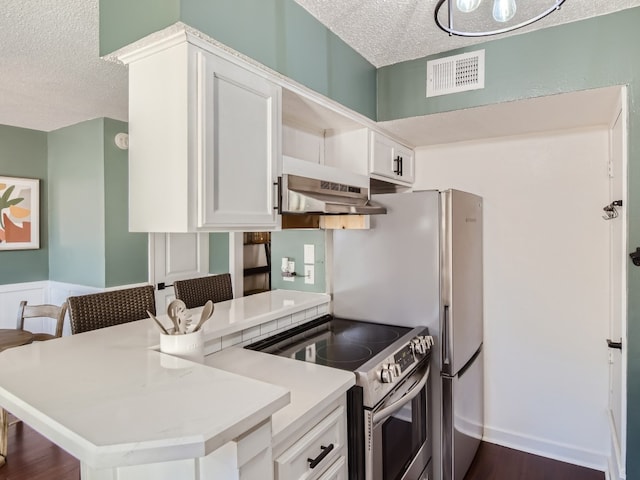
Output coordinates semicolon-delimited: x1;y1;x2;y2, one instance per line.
304;244;315;264
304;265;315;284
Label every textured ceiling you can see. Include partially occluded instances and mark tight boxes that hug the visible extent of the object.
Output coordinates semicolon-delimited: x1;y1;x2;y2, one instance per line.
0;0;127;132
293;0;640;67
1;0;639;132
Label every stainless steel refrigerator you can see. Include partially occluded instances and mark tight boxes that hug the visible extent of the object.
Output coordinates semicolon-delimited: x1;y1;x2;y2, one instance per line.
332;189;484;480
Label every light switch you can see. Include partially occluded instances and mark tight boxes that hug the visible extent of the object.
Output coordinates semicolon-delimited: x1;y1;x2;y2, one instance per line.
304;244;315;265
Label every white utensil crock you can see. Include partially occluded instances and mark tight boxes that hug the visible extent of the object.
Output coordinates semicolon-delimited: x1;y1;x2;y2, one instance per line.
160;329;204;363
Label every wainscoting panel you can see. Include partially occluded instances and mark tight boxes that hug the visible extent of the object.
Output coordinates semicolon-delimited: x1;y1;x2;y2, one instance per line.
0;282;48;331
1;281;147;336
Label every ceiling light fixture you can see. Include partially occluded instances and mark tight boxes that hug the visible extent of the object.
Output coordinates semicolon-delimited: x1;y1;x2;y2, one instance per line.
435;0;566;37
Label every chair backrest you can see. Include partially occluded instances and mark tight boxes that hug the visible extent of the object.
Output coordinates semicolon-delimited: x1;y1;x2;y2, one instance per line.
17;301;68;338
67;285;156;335
173;273;233;309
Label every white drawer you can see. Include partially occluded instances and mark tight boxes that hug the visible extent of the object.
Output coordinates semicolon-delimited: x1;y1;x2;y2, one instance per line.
275;405;345;480
317;456;347;480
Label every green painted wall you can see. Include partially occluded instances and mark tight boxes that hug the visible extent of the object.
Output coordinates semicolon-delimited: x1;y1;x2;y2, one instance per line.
49;119;148;288
48;119;106;287
378;9;640;476
99;0;377;120
209;232;229;273
271;230;325;293
0;125;48;285
103;119;148;287
99;0;180;57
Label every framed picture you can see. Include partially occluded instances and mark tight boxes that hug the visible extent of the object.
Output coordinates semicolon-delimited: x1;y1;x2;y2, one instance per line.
0;176;40;250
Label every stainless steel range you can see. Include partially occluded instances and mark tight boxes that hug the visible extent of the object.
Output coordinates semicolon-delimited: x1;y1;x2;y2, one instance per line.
247;314;434;480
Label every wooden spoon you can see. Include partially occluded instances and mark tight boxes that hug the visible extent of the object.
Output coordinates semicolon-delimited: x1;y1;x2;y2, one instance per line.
147;310;169;335
193;300;214;332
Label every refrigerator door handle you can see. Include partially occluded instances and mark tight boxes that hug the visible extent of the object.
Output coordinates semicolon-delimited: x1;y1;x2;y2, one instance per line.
442;305;451;367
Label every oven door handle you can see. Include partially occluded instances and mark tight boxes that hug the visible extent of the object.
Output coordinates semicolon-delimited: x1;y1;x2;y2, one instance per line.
372;363;431;427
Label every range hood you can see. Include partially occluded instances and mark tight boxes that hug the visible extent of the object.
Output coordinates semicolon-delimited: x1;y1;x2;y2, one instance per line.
280;156;387;215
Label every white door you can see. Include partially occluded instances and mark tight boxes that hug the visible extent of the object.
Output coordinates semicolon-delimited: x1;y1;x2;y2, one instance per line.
149;233;210;311
607;92;627;480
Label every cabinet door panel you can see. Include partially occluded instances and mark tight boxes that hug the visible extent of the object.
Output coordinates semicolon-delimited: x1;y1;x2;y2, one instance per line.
370;131;414;184
199;51;281;229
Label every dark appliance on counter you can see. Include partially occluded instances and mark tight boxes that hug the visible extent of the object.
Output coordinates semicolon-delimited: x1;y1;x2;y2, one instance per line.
247;314;434;480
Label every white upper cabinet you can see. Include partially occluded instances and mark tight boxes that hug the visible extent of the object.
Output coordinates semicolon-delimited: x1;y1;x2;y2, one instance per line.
370;131;415;184
198;49;281;229
120;33;281;232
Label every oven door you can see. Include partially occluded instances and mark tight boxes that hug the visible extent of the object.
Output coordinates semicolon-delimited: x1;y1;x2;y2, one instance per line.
366;363;432;480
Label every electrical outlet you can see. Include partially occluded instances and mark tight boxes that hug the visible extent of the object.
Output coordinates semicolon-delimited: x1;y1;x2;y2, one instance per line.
304;265;315;284
283;260;295;282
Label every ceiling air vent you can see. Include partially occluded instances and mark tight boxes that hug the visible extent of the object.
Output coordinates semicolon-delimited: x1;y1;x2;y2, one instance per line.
426;50;485;98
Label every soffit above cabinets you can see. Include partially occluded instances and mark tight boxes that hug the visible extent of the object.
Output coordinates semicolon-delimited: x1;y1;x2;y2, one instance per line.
380;85;623;147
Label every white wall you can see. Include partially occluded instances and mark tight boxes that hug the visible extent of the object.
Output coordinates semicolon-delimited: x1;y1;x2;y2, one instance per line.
415;127;610;468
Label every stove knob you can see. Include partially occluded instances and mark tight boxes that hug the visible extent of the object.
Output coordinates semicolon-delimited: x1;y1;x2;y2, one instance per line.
411;338;426;355
380;367;394;383
391;363;402;377
419;335;434;349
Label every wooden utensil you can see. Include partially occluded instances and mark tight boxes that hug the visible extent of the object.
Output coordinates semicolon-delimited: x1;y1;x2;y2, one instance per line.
193;301;214;332
166;299;185;334
147;310;169;335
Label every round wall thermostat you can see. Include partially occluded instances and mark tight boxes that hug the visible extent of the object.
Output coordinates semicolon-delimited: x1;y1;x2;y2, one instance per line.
114;133;129;150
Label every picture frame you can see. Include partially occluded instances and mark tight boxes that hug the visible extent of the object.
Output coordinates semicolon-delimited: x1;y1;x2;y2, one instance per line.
0;176;40;250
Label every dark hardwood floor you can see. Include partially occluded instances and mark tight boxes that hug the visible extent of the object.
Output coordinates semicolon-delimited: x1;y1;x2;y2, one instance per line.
464;442;605;480
0;419;606;480
0;419;79;480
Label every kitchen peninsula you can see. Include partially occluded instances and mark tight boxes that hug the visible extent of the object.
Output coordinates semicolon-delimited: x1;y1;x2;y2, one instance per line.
0;290;348;480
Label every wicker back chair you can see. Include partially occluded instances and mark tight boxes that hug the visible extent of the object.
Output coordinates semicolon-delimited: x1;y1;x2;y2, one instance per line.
173;273;233;309
67;285;156;335
17;301;68;341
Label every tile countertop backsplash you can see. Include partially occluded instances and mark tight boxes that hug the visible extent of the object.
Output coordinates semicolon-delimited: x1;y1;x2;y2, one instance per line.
154;290;331;356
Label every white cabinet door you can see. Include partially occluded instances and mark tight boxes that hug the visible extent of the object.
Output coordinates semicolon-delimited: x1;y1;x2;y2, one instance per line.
198;49;281;230
370;131;414;184
123;35;281;233
316;457;347;480
150;232;210;311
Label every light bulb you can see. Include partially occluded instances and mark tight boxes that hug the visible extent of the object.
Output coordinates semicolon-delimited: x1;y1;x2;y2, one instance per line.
492;0;516;22
456;0;482;13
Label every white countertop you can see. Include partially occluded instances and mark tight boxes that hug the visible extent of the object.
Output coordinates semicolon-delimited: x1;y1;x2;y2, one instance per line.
0;290;330;469
157;290;331;342
0;320;289;469
206;347;355;447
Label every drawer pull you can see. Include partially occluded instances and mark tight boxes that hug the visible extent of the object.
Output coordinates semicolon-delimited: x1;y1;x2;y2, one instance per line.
307;443;334;469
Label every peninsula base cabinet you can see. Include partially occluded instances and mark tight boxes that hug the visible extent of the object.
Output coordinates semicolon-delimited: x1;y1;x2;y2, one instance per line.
120;32;281;233
80;420;274;480
273;398;348;480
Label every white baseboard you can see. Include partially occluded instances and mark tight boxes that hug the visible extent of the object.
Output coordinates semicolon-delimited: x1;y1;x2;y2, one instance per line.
483;424;608;472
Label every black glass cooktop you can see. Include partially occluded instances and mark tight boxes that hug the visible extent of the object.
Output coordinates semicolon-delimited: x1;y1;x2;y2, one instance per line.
246;315;412;371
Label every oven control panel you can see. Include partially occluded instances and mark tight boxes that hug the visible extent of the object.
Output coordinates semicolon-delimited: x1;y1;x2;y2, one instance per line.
378;335;433;384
